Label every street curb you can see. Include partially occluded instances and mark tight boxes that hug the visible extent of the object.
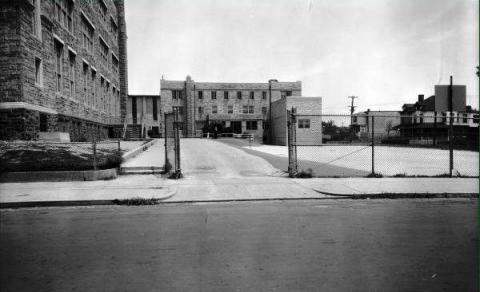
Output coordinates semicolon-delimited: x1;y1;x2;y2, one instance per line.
0;190;176;209
161;196;348;204
121;139;157;162
0;168;118;183
313;188;478;199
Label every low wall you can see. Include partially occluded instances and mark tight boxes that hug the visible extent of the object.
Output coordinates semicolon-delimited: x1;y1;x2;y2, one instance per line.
0;168;118;182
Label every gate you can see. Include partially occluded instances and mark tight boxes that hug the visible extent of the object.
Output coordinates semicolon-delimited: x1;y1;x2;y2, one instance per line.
164;108;181;178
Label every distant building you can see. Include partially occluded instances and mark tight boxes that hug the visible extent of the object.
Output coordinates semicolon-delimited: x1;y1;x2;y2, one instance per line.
159;76;302;140
270;96;322;146
396;87;478;148
126;95;161;138
351;110;401;140
0;0;129;141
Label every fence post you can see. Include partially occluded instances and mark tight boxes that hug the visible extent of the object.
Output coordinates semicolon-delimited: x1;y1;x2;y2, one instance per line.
448;76;454;177
117;140;121;151
92;140;97;170
371;115;375;176
287;107;297;177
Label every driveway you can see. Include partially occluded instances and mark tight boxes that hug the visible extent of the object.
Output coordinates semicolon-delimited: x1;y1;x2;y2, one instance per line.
180;139;282;178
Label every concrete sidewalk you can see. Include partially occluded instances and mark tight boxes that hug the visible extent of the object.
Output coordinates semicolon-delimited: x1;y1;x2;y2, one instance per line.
295;177;478;197
0;175;174;207
0;175;477;207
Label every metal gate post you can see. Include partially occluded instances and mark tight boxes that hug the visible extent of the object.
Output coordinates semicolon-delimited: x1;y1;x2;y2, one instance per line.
287;107;298;177
371;115;375;176
173;108;182;178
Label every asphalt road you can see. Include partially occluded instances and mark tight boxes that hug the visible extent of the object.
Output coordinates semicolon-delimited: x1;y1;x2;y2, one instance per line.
1;199;477;292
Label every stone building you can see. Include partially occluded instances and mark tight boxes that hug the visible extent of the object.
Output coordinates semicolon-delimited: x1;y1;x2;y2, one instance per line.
0;0;128;141
159;76;302;140
270;96;323;146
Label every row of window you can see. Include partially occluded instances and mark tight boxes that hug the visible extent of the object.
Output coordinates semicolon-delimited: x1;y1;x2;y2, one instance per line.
50;0;117;39
171;90;293;100
172;106;268;115
32;0;119;73
40;39;120;116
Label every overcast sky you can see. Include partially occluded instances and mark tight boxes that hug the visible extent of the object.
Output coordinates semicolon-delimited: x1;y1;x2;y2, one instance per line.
125;0;478;113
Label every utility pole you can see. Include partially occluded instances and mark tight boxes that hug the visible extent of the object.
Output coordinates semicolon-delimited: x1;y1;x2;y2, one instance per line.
348;96;358;116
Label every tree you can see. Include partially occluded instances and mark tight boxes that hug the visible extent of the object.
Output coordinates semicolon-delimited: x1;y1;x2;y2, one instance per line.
385;120;393;138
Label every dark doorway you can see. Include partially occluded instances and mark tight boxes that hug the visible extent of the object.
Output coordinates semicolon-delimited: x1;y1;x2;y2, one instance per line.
39;113;47;132
231;121;242;134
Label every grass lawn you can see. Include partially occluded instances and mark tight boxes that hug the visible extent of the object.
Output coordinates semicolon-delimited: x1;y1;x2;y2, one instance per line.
0;141;123;172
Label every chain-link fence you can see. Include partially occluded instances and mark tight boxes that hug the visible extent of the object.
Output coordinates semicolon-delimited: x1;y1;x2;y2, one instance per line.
288;112;479;178
0;140;122;172
164;109;181;178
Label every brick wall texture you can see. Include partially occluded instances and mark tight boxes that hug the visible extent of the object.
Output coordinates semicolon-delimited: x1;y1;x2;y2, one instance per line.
0;0;127;141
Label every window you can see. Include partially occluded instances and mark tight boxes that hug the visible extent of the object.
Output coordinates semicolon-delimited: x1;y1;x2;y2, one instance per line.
153;97;158;120
172;90;183;99
228;105;233;114
281;91;292;98
34;57;43;86
211;91;216;99
173;106;183;115
91;70;96;107
55;41;64;93
110;18;118;41
32;0;41;39
474;115;479;124
54;0;73;32
198;91;203;99
99;37;109;65
262;107;267;115
39;113;47;131
112;54;119;74
98;0;108;22
246;121;258;130
243;105;248;114
298;119;310;129
83;64;88;102
69;53;76;98
237;91;242;99
224;91;229;99
100;77;105;110
262;91;267;100
81;17;94;53
249;91;254;99
249;106;254;114
198;107;203;115
463;114;468;123
212;105;218;114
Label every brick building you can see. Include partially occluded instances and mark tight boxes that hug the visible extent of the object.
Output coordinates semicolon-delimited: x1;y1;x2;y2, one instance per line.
159;76;302;140
0;0;128;141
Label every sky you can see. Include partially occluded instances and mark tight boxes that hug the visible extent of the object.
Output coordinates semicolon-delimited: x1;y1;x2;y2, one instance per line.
125;0;479;113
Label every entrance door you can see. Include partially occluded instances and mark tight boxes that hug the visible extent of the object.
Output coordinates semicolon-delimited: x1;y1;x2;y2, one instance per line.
231;121;242;134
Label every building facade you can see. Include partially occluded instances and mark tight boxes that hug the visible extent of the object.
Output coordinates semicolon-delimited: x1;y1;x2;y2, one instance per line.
351;110;401;140
159;76;302;140
396;88;478;148
0;0;128;141
270;96;322;146
126;95;161;138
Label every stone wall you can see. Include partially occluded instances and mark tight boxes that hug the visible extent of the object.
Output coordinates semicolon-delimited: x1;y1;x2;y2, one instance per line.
0;0;127;141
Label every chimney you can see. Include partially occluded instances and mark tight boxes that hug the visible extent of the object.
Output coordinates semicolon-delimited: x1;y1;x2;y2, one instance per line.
418;94;424;102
